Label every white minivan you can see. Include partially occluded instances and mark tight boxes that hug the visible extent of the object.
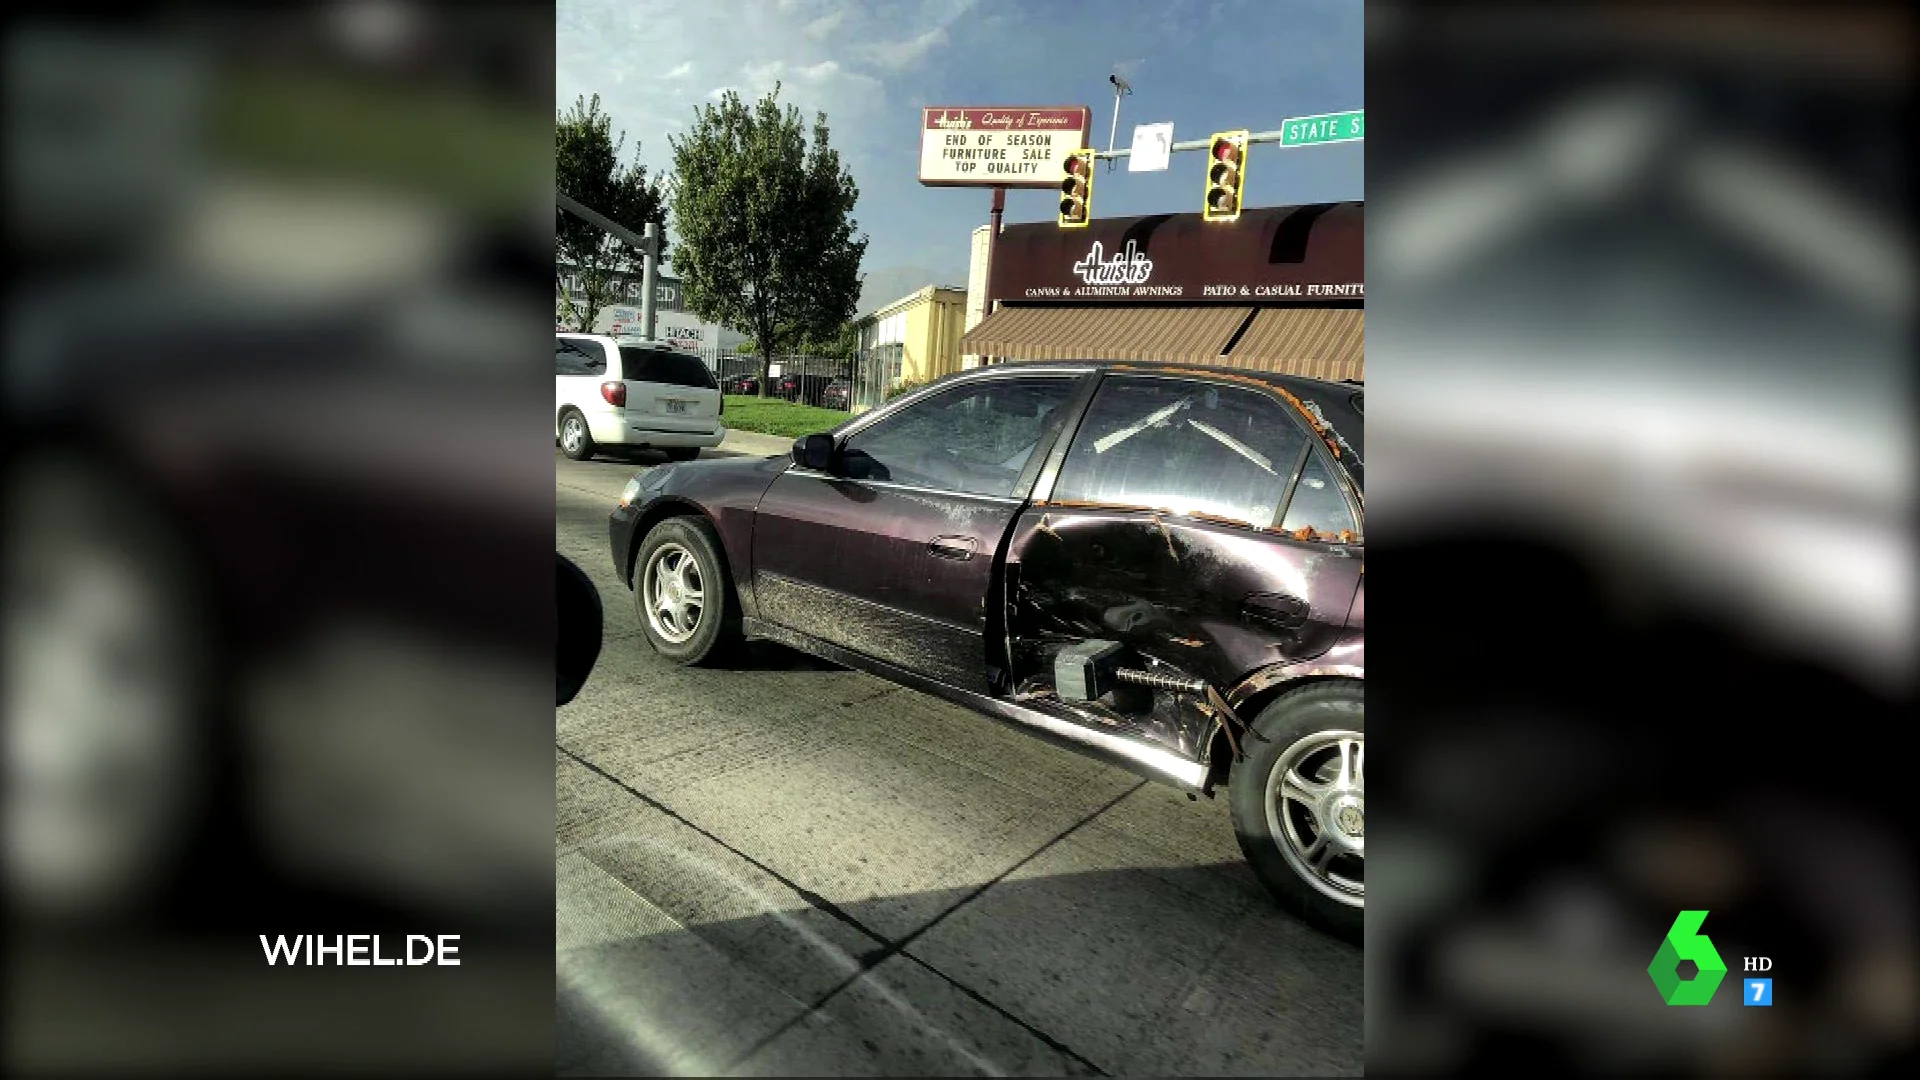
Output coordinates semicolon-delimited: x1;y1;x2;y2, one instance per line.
556;333;724;461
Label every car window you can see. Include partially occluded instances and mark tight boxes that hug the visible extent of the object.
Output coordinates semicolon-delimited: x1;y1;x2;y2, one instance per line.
1051;375;1312;528
556;338;606;377
618;346;714;388
1280;450;1358;538
840;376;1079;498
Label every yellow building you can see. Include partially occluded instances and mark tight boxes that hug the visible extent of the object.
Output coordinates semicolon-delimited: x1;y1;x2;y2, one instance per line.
856;285;968;392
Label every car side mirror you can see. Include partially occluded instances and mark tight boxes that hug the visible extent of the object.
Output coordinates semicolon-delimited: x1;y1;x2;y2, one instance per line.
793;433;835;472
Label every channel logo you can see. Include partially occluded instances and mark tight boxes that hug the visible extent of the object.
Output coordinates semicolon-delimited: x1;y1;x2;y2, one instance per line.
1649;910;1728;1005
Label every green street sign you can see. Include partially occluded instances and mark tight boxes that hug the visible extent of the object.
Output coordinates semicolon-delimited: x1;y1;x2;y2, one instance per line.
1280;109;1364;147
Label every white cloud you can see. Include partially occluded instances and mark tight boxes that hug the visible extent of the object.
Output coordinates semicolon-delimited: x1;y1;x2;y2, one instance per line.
662;61;694;80
740;58;881;94
860;0;976;70
862;25;947;70
706;85;739;101
803;10;846;39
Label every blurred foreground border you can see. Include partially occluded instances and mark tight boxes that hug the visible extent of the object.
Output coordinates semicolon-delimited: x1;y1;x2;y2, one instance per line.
6;4;556;1073
1365;2;1912;1075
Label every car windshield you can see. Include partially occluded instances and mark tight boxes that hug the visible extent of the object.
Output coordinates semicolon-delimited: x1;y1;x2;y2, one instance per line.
619;346;714;389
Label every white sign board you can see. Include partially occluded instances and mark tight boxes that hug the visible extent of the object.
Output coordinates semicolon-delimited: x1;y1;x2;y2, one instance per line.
918;106;1092;188
1128;122;1174;173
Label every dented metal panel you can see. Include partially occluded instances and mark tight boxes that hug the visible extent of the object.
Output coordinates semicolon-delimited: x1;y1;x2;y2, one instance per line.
1005;505;1362;761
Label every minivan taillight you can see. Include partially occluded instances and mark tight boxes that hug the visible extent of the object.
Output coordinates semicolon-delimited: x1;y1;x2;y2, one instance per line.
601;381;626;407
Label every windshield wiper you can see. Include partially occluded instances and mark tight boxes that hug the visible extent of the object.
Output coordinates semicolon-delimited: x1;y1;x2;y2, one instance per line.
1093;397;1191;454
1189;420;1275;473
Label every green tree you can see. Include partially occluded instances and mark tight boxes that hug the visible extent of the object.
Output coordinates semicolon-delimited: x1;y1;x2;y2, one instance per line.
796;313;870;358
557;94;668;332
668;83;866;396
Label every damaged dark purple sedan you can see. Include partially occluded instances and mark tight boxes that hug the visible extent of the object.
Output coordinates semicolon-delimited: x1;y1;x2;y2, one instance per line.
609;362;1364;939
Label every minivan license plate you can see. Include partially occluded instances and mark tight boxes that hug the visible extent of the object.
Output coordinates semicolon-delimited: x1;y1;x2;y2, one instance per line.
665;400;688;414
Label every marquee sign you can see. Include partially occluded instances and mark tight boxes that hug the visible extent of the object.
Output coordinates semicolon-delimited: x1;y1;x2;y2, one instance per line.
919;106;1092;188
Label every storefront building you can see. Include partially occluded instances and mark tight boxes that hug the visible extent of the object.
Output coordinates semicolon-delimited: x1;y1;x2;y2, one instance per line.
959;201;1362;382
555;263;747;355
961;223;993;368
855;284;969;390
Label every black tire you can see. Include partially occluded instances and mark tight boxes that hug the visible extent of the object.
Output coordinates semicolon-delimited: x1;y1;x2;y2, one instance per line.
663;447;701;462
558;409;596;461
632;516;738;665
1229;681;1364;942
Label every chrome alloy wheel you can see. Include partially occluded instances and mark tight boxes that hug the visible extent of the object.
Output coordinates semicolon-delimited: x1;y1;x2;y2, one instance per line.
641;542;704;644
560;415;587;455
1265;729;1364;906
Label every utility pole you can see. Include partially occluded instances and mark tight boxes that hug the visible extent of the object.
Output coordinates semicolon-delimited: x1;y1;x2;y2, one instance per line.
983;186;1005;365
639;221;660;340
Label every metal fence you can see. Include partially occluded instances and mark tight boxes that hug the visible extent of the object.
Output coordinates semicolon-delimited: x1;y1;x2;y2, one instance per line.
680;344;921;415
692;347;862;412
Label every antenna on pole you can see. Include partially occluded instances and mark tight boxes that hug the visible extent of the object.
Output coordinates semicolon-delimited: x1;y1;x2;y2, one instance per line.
1106;71;1132;172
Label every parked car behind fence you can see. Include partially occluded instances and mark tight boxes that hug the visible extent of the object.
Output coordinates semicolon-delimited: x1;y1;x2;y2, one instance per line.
712;353;854;410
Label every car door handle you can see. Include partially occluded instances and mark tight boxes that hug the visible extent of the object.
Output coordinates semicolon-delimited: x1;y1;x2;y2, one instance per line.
928;535;978;561
1242;592;1310;630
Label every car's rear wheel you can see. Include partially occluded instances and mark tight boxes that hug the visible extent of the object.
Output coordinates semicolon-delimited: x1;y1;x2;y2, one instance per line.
663;447;700;462
558;409;595;461
1229;681;1363;942
634;517;737;665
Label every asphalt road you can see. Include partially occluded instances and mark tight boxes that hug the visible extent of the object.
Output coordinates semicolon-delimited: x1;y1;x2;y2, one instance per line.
555;442;1362;1077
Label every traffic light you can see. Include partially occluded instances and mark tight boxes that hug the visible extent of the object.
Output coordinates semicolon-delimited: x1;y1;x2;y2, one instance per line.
1058;149;1093;228
1203;130;1249;222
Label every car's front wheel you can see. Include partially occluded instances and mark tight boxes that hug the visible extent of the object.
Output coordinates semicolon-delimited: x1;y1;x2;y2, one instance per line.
1229;681;1364;942
633;516;738;665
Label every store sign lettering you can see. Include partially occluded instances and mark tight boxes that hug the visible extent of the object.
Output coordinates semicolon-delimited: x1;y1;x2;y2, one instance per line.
1072;240;1154;285
555;269;682;310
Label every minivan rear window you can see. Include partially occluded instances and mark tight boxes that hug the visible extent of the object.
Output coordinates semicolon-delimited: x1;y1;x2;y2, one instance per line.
618;347;715;389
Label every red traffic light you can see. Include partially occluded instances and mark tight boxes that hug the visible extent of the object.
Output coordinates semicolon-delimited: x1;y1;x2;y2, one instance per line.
1202;131;1248;222
1058;150;1093;228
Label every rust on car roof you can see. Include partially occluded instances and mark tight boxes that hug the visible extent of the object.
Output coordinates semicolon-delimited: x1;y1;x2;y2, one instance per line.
1100;362;1346;460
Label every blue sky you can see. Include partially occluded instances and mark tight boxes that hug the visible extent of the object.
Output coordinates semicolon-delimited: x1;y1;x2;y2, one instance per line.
557;0;1362;313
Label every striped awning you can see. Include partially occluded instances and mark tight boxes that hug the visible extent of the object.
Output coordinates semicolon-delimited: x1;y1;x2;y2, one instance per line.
1221;308;1364;381
958;305;1254;365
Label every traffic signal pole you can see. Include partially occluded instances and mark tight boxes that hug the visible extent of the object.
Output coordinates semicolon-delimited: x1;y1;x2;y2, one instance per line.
557;191;663;337
1093;127;1298;163
639;221;661;339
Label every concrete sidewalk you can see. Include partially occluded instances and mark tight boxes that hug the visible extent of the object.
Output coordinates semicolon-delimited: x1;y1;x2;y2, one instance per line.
717;428;798;458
